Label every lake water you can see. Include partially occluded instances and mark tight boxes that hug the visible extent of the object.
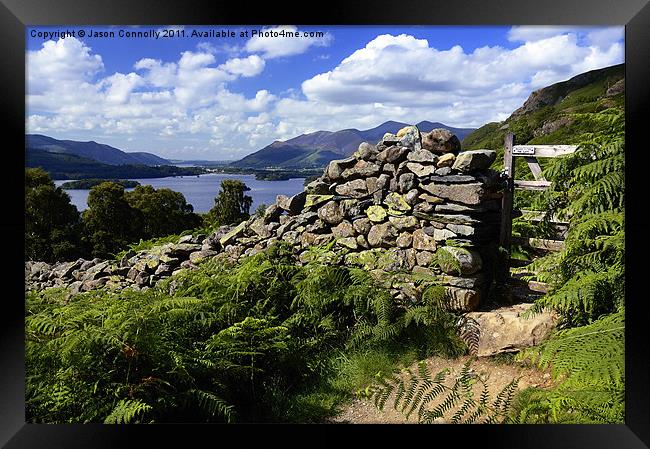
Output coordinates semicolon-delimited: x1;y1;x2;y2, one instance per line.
54;173;307;214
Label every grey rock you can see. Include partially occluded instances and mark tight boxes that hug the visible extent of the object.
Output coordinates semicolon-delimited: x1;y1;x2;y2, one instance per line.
342;160;382;179
429;174;477;183
318;201;345;225
452;150;497;172
405;189;420;205
406;162;436;177
368;222;399;247
421;183;485;205
377;146;409;163
421;129;461;154
446;224;477;236
388;215;418;230
178;234;194;244
412;229;437;251
396;125;422;151
415;251;436;267
305;219;328;233
354;142;378;160
336;237;358;250
262;204;283;223
433;228;457;241
376;174;391;190
332;220;355;238
398;173;416;192
382;133;399;145
353;217;372;234
189;249;219;265
356;234;370;249
325;157;357;181
396;232;413;248
306;179;331;195
407;148;437;163
335;179;368;198
436;246;482;275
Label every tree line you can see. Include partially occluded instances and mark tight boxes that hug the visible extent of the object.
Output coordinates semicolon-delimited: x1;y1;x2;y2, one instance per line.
25;168;255;261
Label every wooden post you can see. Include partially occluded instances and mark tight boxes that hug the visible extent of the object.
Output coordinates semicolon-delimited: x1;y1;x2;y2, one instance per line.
500;133;515;250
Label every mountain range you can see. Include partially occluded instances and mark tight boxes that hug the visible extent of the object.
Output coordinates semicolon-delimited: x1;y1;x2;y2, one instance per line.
230;121;476;169
26;62;624;177
26;134;170;166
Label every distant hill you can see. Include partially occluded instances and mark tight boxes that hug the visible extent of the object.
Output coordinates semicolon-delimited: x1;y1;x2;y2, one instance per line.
462;63;625;152
26;148;204;180
26;134;170;166
231;121;476;169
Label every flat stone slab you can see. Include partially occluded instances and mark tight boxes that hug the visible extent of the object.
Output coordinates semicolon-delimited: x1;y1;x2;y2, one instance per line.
462;303;558;357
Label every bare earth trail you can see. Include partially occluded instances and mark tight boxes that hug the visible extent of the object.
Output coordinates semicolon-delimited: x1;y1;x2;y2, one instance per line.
330;355;553;424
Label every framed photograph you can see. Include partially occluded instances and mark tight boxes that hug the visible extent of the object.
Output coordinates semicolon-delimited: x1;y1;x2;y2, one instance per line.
3;0;649;446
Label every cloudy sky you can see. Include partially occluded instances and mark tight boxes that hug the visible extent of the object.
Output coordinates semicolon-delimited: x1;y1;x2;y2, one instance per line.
26;25;624;161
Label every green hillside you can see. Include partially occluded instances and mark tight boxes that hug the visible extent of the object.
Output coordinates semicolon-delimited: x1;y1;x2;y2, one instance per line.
463;64;624;156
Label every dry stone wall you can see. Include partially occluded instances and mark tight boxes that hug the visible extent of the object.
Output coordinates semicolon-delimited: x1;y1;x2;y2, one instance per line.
25;125;504;312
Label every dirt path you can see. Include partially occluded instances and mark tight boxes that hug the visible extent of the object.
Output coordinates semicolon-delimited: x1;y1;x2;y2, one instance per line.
330;355;553;424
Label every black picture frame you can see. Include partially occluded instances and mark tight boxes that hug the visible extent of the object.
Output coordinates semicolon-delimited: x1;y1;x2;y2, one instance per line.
2;0;649;447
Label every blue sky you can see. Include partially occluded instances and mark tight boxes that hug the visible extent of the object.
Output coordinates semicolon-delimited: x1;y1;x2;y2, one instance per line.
26;25;624;160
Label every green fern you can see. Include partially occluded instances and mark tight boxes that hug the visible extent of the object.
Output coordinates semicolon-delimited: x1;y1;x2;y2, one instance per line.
104;399;152;424
515;308;624;423
364;359;519;424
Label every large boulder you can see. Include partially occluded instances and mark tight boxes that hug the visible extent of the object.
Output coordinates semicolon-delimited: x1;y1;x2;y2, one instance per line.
421;129;461;154
462;303;558;357
354;142;378;160
277;191;307;214
452;150;497;172
377;146;409;163
325;157;357;181
317;201;344;225
396;125;422;151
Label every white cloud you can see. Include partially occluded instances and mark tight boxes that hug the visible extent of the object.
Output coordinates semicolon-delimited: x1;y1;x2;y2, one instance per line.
245;25;332;58
219;55;265;77
586;28;625;49
290;30;623;129
26;27;624;160
507;26;579;42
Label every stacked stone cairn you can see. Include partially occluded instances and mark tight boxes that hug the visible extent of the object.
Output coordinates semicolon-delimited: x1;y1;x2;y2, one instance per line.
25;126;503;313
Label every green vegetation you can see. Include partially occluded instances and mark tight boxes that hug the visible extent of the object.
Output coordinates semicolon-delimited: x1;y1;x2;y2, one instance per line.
61;179;140;189
26;242;464;423
25;65;627;424
26;171;206;261
204;179;253;227
81;182;203;258
26;168;86;262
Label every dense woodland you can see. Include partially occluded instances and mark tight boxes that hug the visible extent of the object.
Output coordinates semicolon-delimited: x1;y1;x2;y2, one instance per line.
25;98;624;423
